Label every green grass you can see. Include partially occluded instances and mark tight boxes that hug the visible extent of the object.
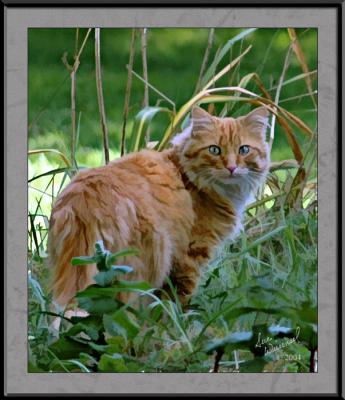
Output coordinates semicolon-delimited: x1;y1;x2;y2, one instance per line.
28;27;317;373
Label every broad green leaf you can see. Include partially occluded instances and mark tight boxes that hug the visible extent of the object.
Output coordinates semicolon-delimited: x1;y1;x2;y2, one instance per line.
206;330;253;354
98;353;128;372
77;296;121;315
71;255;99;266
93;270;118;287
103;309;140;340
48;336;89;359
105;336;127;354
76;280;151;299
65;322;100;341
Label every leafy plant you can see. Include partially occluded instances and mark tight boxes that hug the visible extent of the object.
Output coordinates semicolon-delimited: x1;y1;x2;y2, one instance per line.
28;27;317;373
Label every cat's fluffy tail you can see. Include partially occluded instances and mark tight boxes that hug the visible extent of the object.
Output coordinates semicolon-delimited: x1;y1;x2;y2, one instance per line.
48;205;97;307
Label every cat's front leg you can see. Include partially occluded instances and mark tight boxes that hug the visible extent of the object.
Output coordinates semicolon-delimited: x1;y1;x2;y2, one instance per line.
169;265;199;306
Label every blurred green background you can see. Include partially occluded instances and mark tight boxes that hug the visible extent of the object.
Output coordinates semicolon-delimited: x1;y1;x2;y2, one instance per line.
28;28;317;166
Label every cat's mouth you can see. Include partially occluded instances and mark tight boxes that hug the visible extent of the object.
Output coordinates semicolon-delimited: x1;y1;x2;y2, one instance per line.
224;168;249;180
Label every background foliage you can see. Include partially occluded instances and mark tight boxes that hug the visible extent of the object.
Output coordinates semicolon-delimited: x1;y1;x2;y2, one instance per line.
28;28;317;373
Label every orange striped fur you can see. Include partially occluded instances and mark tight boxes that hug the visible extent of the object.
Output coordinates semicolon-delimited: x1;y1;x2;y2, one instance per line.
48;106;270;307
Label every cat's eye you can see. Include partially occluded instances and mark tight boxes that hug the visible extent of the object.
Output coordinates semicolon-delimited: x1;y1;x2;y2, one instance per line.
239;145;250;155
209;145;221;156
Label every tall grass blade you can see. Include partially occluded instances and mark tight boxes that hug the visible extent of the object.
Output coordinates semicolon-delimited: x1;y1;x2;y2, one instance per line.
129;106;173;153
224;225;287;260
194;28;215;94
158;46;252;150
269;44;293;149
121;28;137;157
28;149;72;168
95;28;110;165
201;28;257;86
287;28;317;108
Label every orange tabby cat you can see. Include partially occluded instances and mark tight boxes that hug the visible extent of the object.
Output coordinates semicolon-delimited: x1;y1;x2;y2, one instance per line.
48;106;270;307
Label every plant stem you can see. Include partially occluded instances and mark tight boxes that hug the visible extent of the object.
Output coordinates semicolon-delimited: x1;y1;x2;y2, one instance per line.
61;28;92;168
288;28;317;109
141;28;150;145
70;68;77;168
269;43;293;150
309;348;317;372
121;28;137;157
194;28;215;94
95;28;110;164
128;68;175;108
213;348;224;373
141;28;149;108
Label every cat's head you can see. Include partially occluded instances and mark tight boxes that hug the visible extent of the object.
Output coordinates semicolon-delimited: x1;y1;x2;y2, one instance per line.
171;106;271;209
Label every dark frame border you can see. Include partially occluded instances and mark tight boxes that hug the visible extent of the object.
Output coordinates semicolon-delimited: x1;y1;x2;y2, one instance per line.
3;1;343;398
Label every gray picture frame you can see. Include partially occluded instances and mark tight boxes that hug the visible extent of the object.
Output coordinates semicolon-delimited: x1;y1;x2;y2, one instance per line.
4;1;343;397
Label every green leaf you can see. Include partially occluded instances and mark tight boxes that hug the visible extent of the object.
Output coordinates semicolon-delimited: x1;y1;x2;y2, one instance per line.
240;357;267;372
28;166;75;183
103;309;140;340
225;225;287;260
201;28;257;86
48;336;89;359
111;265;134;276
105;336;127;354
76;281;152;299
107;248;140;263
128;106;173;153
65;322;100;341
93;270;118;287
98;353;128;372
28;361;45;372
71;255;99;266
93;265;133;287
79;352;98;367
95;240;106;254
206;330;253;354
87;342;109;353
77;296;121;315
65;359;90;372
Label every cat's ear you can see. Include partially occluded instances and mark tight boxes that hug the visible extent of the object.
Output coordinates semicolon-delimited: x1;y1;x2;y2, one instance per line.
191;106;214;135
171;123;193;147
244;106;270;140
171;106;214;146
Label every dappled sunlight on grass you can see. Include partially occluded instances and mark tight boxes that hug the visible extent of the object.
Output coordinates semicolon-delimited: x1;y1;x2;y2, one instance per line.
28;149;121;217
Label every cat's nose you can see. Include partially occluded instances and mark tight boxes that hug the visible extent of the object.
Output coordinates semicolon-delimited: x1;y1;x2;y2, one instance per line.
227;165;237;175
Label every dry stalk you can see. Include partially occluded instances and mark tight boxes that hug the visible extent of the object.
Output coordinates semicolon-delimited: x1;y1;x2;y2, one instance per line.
141;28;150;144
141;28;149;108
121;28;137;157
269;43;293;150
128;67;175;108
194;28;215;94
212;348;224;373
288;28;317;109
61;28;92;168
95;28;110;165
